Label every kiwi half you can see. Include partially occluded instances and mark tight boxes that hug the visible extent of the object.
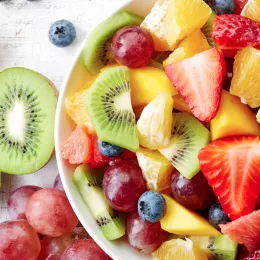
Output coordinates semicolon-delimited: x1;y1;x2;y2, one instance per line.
201;11;216;47
86;66;139;152
84;11;143;75
159;112;210;179
73;164;125;240
0;67;57;175
189;235;238;260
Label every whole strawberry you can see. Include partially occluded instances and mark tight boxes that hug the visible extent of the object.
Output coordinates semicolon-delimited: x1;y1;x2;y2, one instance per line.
212;14;260;57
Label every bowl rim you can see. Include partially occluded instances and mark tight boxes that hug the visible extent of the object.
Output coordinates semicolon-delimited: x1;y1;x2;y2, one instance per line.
54;1;152;259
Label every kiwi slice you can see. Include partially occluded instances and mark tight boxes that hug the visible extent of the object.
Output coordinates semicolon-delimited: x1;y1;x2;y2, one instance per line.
189;235;238;260
202;11;216;47
0;68;57;175
86;66;139;152
73;164;125;240
84;11;143;75
159;112;210;179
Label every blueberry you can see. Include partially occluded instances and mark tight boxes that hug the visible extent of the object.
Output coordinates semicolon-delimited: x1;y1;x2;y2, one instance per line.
212;0;235;15
48;20;76;47
208;202;229;229
138;191;166;223
98;140;124;157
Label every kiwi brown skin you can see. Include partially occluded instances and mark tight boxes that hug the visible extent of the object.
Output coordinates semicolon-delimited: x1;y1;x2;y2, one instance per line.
36;72;58;169
0;67;58;175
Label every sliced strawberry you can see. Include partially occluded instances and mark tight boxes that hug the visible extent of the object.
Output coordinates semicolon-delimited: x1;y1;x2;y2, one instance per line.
121;150;136;160
90;135;110;168
235;0;248;14
238;247;260;260
220;210;260;252
212;15;260;57
165;48;225;122
199;136;260;220
61;126;91;164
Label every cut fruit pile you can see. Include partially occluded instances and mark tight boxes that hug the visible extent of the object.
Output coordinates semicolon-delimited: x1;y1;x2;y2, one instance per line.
62;0;260;258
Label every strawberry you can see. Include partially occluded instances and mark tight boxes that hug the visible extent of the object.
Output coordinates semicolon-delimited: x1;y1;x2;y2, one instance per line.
238;247;260;260
235;0;248;14
90;135;136;168
199;136;260;220
220;210;260;252
165;48;225;122
212;15;260;57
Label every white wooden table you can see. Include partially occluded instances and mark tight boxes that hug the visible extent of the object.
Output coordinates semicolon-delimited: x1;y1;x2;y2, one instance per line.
0;0;127;222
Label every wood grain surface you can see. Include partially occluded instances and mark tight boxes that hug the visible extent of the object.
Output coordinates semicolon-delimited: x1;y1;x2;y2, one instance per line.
0;0;126;221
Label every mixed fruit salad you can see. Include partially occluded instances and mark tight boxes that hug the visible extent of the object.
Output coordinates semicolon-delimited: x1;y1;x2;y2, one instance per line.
61;0;260;259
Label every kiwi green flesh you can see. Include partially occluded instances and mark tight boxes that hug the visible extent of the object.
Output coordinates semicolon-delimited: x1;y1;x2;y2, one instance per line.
86;66;139;152
189;235;238;260
0;67;57;175
73;164;125;240
159;112;210;179
84;11;143;75
202;11;216;47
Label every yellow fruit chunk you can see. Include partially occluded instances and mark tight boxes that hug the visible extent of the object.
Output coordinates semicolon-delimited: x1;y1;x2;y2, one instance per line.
211;90;260;140
163;30;211;66
161;195;221;236
66;79;96;133
137;92;173;149
173;95;191;113
241;0;260;22
141;0;170;51
129;67;178;107
164;0;211;49
136;148;174;191
230;47;260;108
153;238;208;260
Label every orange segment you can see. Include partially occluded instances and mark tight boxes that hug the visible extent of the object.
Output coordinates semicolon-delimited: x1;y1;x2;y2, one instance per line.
153;238;208;260
136;148;174;191
61;126;91;165
66;79;96;133
141;0;171;51
163;30;211;66
230;47;260;108
164;0;211;49
241;0;260;22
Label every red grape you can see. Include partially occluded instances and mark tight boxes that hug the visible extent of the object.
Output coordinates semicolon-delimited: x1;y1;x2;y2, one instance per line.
53;174;64;191
61;239;110;260
111;26;154;68
0;220;41;260
25;188;78;237
103;160;147;212
8;185;41;220
126;212;168;254
37;235;73;260
171;172;217;210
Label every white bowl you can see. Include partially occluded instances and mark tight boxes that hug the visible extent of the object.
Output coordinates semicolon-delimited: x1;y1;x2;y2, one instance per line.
55;1;158;259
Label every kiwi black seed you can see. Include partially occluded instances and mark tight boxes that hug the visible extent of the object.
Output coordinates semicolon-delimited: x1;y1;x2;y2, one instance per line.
159;112;210;179
0;67;57;175
73;164;125;240
86;66;139;152
83;11;143;75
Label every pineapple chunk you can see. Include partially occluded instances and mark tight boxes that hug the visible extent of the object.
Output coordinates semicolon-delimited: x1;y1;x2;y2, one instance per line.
137;148;174;191
141;0;171;51
164;0;211;49
137;92;173;149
